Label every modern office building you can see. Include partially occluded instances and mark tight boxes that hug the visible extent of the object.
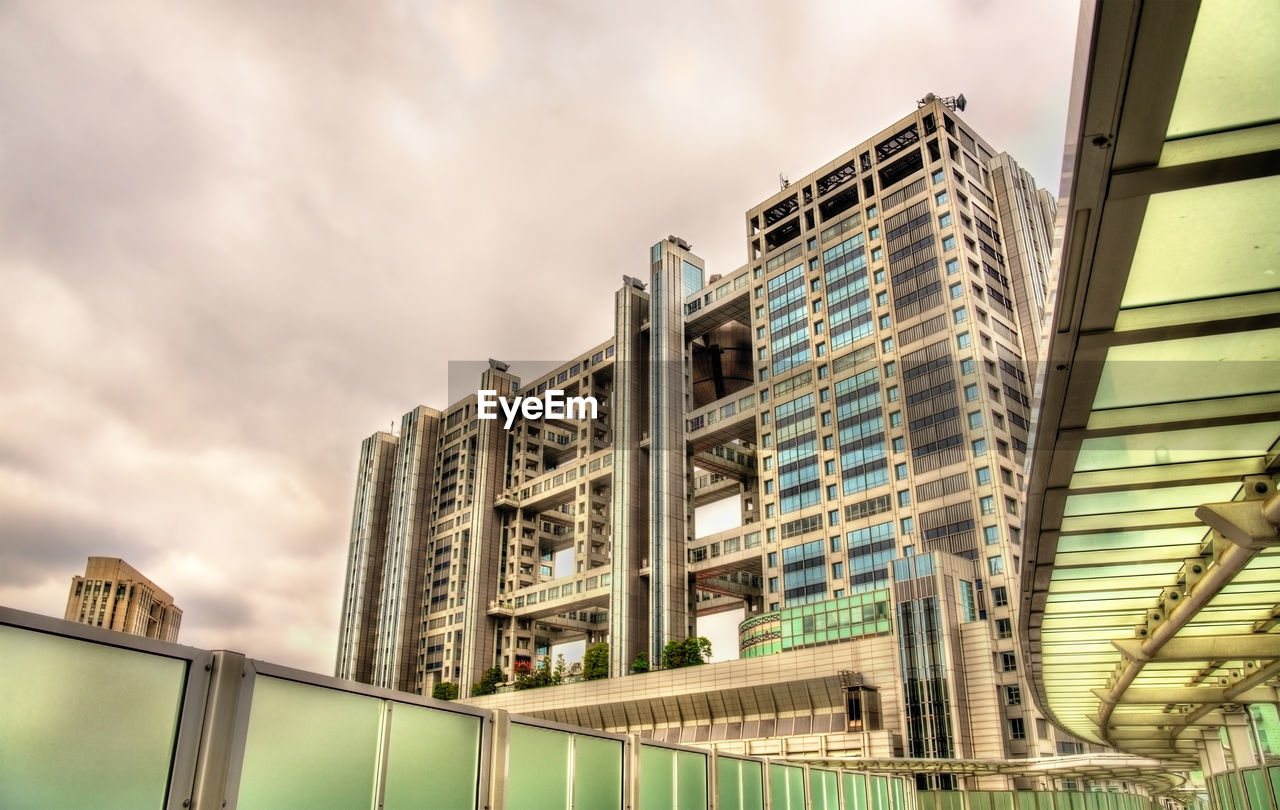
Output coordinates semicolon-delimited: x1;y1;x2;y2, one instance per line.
63;556;182;642
336;97;1101;789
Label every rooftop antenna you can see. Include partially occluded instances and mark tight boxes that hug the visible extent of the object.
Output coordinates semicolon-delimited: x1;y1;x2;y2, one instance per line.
779;173;789;190
917;92;967;112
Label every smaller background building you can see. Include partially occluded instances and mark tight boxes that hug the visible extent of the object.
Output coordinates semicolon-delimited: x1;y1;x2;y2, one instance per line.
64;557;181;642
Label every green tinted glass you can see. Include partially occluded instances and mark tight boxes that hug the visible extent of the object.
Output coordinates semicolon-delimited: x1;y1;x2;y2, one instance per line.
383;702;480;810
236;676;382;809
573;734;623;810
0;626;187;809
507;724;571;810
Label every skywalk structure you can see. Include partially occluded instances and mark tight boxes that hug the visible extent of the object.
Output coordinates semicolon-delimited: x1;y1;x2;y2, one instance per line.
333;95;1128;794
1022;0;1280;808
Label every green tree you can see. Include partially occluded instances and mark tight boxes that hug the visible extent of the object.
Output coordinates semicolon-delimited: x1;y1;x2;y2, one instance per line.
661;639;685;669
470;665;506;697
514;656;556;690
552;654;567;685
583;642;609;681
432;681;459;701
630;651;649;674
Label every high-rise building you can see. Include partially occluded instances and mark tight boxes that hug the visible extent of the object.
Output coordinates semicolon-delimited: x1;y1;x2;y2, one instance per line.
336;98;1087;788
64;557;182;642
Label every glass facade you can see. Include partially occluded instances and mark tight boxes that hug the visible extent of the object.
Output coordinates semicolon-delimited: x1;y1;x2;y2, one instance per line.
823;234;872;349
835;368;887;496
775;394;820;513
738;589;892;657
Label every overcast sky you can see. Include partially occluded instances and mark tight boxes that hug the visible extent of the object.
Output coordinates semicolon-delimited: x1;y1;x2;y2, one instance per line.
0;0;1078;673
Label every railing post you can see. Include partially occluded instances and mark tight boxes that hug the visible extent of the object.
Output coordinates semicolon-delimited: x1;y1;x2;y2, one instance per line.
486;709;510;810
189;650;246;810
626;734;642;810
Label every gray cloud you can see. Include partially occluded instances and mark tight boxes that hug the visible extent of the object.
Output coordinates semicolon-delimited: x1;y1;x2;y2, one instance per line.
0;0;1078;672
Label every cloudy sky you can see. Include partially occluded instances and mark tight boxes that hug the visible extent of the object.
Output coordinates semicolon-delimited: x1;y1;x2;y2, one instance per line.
0;0;1078;673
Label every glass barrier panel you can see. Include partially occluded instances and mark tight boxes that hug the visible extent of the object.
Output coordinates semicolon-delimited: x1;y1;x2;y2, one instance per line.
917;793;936;810
810;768;840;810
1225;771;1245;810
1270;767;1280;810
573;734;623;810
0;626;188;810
844;772;869;810
938;792;965;810
640;745;675;810
1016;791;1037;810
717;757;742;810
508;723;571;810
770;763;806;810
383;702;481;810
992;791;1015;810
890;777;906;810
676;749;708;809
969;791;994;810
1036;792;1055;810
236;675;382;809
870;775;890;809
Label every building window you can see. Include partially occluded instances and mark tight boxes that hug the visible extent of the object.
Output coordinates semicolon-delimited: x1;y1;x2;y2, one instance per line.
988;555;1004;576
768;577;779;593
981;496;996;515
1005;497;1018;515
823;435;834;450
887;386;899;402
949;283;963;299
997;618;1013;639
976;466;991;485
984;525;1000;545
901;516;914;535
876;291;888;306
961;358;975;375
832;561;844;579
1001;652;1017;672
939;212;952;227
881;337;894;353
1008;718;1026;739
942;235;956;251
889;411;902;427
953;306;968;323
992;586;1009;607
936;191;949;205
973;438;988;456
895;463;908;480
829;510;840;526
873;269;886;284
879;314;892;330
968;411;983;429
957;331;971;349
897;489;911;507
964;383;979;402
866;204;878;219
892;437;905;453
871;247;883;262
946;258;959;275
869;226;881;239
768;552;778;568
932;169;945;184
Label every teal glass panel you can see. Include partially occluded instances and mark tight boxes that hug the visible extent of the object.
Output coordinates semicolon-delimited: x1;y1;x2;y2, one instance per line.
917;792;936;810
507;724;571;810
676;750;708;810
236;676;382;809
844;772;869;810
770;764;804;810
890;777;905;810
870;775;890;809
383;702;480;810
1226;772;1245;810
1270;768;1280;809
741;759;764;810
640;746;674;810
810;769;839;810
573;734;623;810
1254;703;1280;756
939;793;964;810
970;791;994;810
1017;792;1037;810
1061;792;1085;810
717;758;743;810
0;626;187;810
1037;792;1055;810
994;791;1016;810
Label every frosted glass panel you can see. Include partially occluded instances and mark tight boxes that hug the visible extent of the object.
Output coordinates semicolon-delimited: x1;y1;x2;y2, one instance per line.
740;759;764;809
676;750;708;809
236;676;382;809
891;777;906;810
383;702;481;810
770;764;805;810
640;746;675;810
810;769;839;810
508;724;571;810
717;758;743;810
0;626;187;809
845;772;869;810
870;775;890;809
573;734;623;810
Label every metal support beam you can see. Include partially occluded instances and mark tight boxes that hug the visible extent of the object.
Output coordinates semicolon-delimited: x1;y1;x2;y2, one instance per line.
1112;634;1280;663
